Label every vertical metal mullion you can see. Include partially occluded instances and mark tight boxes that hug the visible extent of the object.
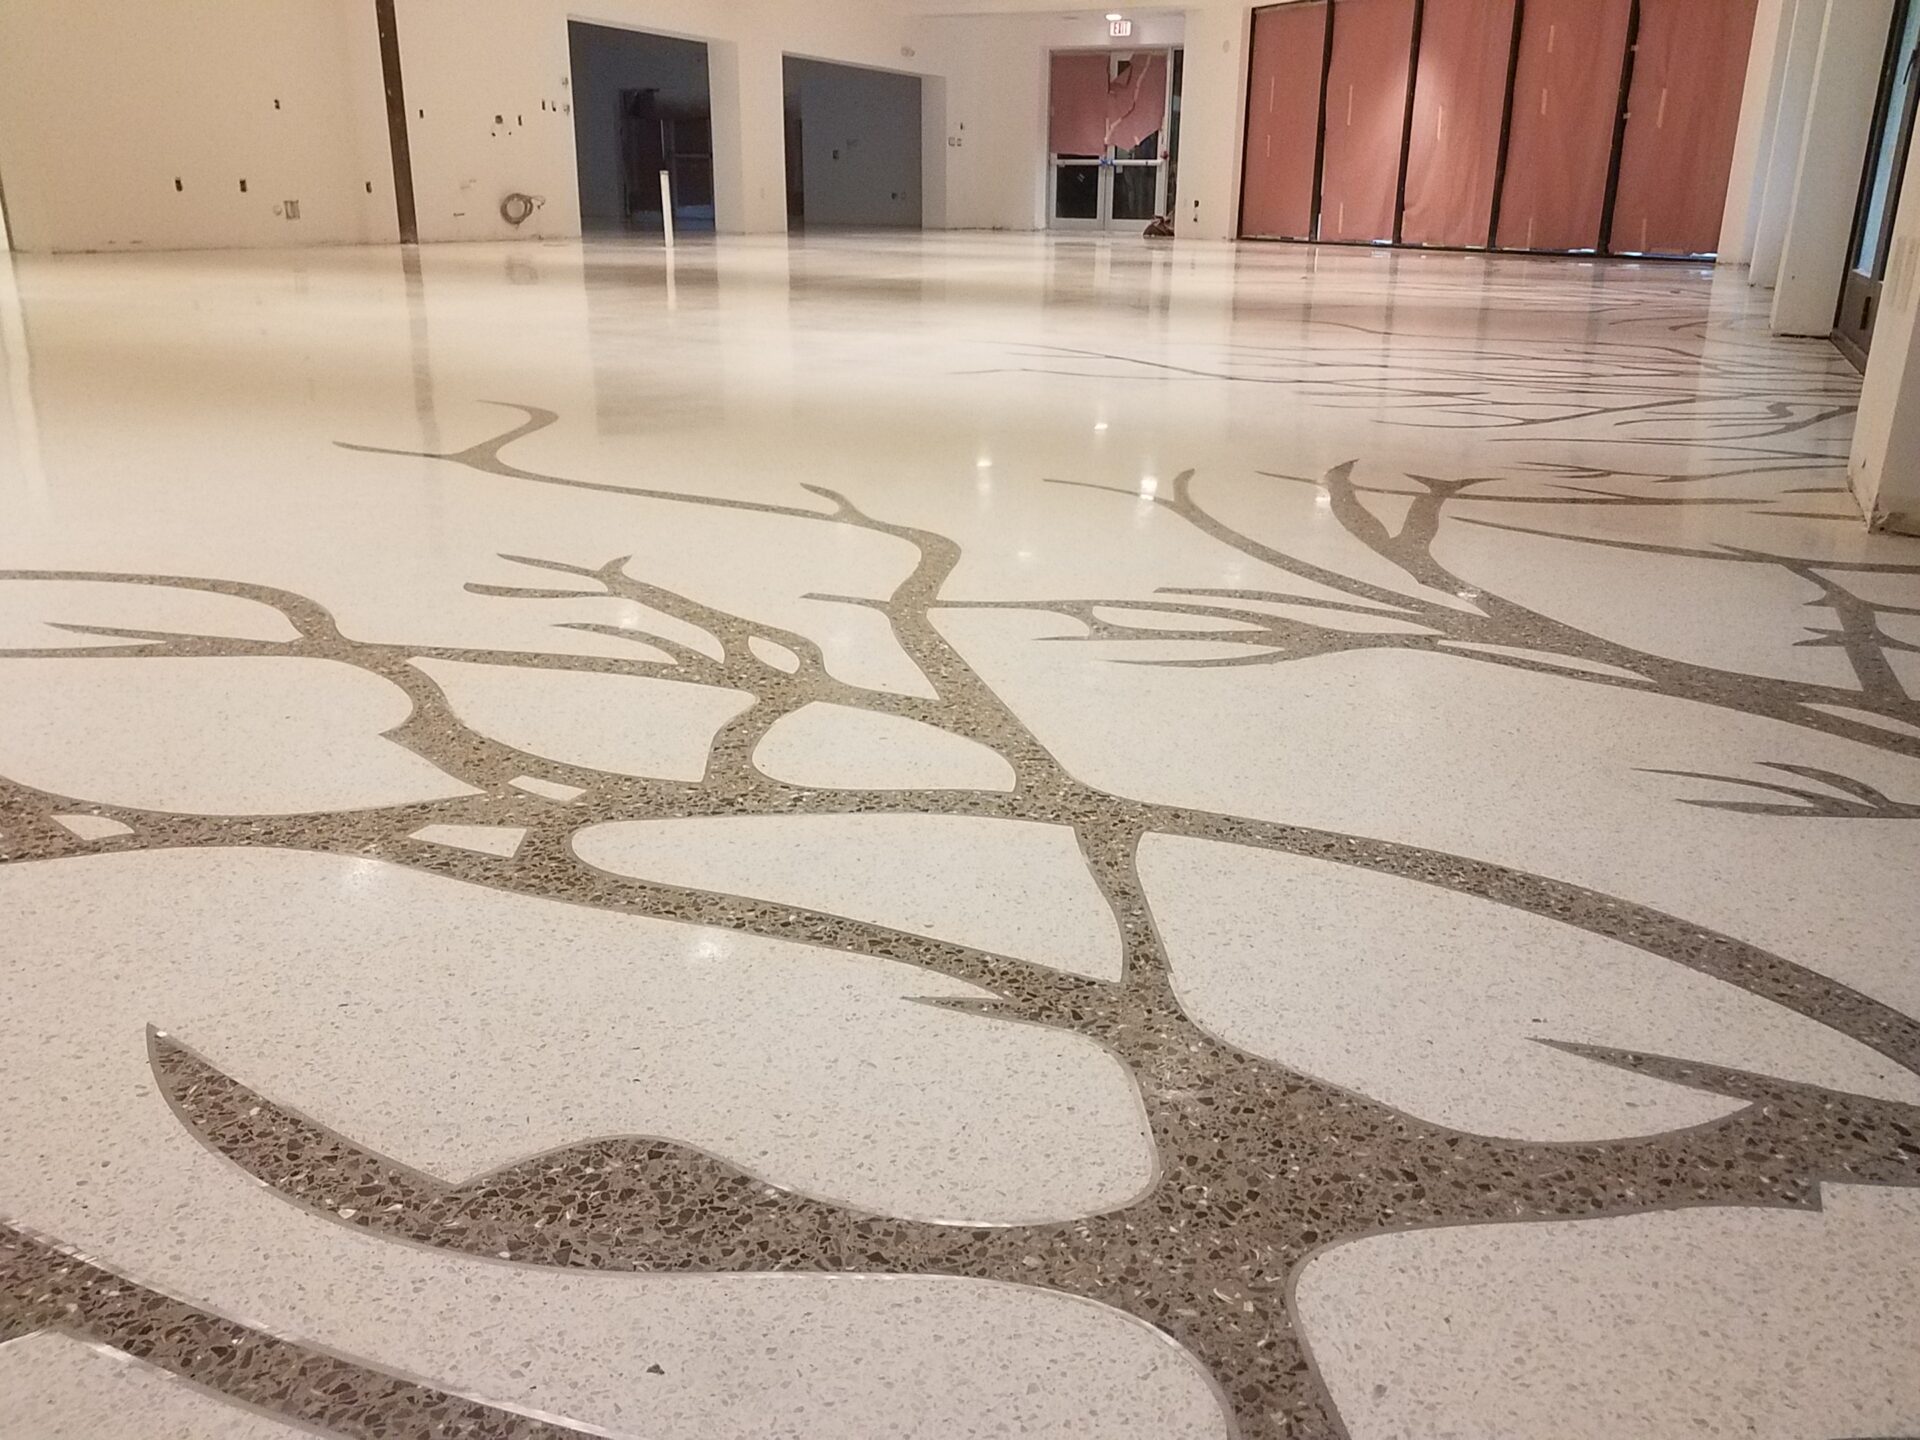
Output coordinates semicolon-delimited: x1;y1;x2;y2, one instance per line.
1486;0;1527;249
1101;51;1119;229
1393;0;1427;244
1310;0;1338;240
1598;0;1641;255
1155;46;1174;218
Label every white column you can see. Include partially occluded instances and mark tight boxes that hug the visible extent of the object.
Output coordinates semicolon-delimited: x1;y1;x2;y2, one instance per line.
1772;0;1897;333
1174;6;1250;242
1850;133;1920;533
920;72;949;230
1717;0;1787;264
1749;0;1827;287
1740;0;1801;263
708;36;789;236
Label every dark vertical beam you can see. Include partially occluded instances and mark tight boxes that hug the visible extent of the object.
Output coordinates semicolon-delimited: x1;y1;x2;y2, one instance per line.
1598;0;1641;255
1392;0;1426;244
1236;6;1265;239
1486;0;1527;249
375;0;419;245
1310;0;1337;239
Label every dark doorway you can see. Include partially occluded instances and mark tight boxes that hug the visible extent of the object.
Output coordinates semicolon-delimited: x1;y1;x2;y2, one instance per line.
782;58;923;229
568;22;715;235
1838;0;1920;368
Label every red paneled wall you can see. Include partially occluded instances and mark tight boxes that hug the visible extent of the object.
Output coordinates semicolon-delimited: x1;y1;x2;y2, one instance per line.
1235;0;1760;258
1609;0;1761;256
1049;52;1110;157
1400;0;1517;248
1241;2;1330;239
1493;0;1633;251
1317;0;1418;243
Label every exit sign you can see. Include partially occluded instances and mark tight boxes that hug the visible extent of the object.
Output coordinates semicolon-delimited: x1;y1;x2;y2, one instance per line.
1109;18;1132;36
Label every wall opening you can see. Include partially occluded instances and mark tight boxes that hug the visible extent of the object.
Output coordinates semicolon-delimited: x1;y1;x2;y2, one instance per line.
781;57;924;230
1046;48;1180;232
567;21;715;236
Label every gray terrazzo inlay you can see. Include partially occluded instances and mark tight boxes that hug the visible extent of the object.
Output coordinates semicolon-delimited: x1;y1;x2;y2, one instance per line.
2;234;1916;1440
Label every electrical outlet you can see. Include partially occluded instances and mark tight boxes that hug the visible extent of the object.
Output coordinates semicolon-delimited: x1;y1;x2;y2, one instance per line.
283;200;301;220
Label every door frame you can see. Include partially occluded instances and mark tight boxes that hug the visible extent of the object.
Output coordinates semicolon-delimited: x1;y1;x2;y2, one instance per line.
1047;47;1177;231
1836;0;1920;368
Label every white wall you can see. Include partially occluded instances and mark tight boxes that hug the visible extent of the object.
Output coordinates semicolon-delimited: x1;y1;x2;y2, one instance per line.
786;59;923;228
1174;5;1249;242
1718;0;1788;265
0;0;395;253
0;0;947;251
393;0;944;241
1749;0;1826;287
1851;114;1920;532
1771;0;1897;335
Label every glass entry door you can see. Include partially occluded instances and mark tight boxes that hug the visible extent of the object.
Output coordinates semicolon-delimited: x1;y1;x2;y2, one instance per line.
1839;0;1920;367
1049;51;1173;230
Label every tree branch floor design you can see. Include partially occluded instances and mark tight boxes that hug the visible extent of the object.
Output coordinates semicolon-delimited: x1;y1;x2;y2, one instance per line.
0;234;1916;1439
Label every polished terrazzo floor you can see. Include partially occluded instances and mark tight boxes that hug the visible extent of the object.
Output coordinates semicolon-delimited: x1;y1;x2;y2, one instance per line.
1;231;1917;1439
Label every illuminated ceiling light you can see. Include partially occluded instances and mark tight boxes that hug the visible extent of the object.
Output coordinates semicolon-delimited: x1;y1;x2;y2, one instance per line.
1106;11;1124;19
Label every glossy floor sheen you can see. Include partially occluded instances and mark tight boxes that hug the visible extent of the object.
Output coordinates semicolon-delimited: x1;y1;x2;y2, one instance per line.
0;232;1917;1440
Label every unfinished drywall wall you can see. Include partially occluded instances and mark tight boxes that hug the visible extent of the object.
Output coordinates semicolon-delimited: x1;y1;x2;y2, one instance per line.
785;58;923;228
0;0;947;250
0;0;395;253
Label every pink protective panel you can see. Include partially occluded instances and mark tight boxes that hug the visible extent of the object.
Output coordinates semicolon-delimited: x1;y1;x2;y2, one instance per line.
1109;52;1170;152
1318;0;1418;243
1400;0;1518;248
1241;2;1331;239
1494;0;1632;251
1609;0;1760;256
1049;52;1111;157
